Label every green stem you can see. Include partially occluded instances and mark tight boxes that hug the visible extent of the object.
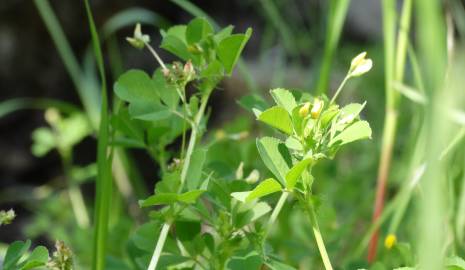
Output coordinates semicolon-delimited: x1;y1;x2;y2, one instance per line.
263;192;288;239
147;223;171;270
329;75;350;104
148;92;211;270
302;198;334;270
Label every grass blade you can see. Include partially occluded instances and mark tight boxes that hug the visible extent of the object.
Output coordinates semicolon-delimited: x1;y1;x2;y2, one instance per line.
82;1;112;270
315;0;350;95
33;0;100;126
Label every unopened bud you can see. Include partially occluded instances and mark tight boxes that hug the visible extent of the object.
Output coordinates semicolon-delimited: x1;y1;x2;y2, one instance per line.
126;23;150;49
311;98;324;119
245;170;260;184
299;102;311;117
0;209;15;225
183;60;195;81
235;162;244;179
349;51;372;77
45;108;61;125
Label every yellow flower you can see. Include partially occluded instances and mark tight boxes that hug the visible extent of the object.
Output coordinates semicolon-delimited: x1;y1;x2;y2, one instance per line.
384;234;397;249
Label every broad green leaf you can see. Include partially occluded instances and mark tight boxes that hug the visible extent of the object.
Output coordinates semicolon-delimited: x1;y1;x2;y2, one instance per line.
114;70;159;104
128;101;171;121
258;106;293;134
285;158;312;190
246;178;282;202
21;246;49;270
160;35;191;61
58;113;92;148
256;137;292;185
186;17;213;44
3;240;31;270
217;28;252;74
238;94;268;117
139;193;178;207
111;108;145;143
330;121;372;146
186;148;207;189
285;137;303;151
155;171;181;194
270;88;297;114
199;60;224;92
177;190;206;204
340;102;366;118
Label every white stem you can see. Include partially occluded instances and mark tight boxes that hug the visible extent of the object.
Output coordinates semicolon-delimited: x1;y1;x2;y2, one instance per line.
145;43;167;71
147;223;171;270
330;75;350;104
68;185;89;228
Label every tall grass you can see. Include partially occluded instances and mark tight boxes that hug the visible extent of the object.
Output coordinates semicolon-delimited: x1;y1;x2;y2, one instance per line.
368;0;413;261
315;0;350;95
82;1;113;270
415;0;448;269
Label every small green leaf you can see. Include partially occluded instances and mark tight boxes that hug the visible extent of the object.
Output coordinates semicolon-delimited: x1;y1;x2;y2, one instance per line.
231;191;250;203
152;69;179;109
160;35;191;61
186;148;207;189
3;240;31;270
139;193;178;207
238;94;268;117
285;158;312;190
21;246;49;270
186;17;213;44
256;137;292;185
270;88;297;114
177;190;206;204
246;178;282;202
330;120;372;146
174;221;201;241
31;127;56;157
214;25;234;43
446;256;465;269
258;106;293;134
217;28;252;74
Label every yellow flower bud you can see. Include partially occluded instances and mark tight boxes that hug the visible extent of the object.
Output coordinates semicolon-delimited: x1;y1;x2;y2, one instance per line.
384;234;397;249
299;102;311;117
311;98;324;119
349;51;373;77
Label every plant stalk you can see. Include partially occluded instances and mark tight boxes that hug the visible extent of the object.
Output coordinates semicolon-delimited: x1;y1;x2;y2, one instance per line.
147;223;171;270
148;92;211;270
368;0;412;261
263;192;288;239
303;198;333;270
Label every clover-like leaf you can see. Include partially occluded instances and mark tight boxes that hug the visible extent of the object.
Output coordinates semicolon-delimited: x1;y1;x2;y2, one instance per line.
256;137;292;185
245;178;282;202
270;88;297;114
329;120;372;146
285;158;312;190
217;28;252;74
186;17;214;44
258;106;293;135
